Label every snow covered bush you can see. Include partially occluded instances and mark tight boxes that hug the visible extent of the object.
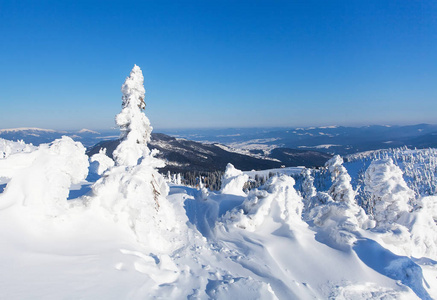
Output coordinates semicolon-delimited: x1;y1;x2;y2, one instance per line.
89;148;114;175
303;156;372;249
326;155;356;205
307;196;364;249
90;65;186;253
221;163;249;197
364;158;414;229
0;136;89;214
222;174;304;231
401;197;437;259
0;138;36;159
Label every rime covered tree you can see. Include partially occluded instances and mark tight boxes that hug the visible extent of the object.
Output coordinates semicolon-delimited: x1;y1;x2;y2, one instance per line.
91;65;186;254
112;65;152;166
326;155;356;205
364;158;414;228
301;169;317;202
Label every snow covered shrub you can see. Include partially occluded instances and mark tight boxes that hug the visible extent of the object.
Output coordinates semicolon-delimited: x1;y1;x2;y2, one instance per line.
90;65;186;253
222;174;304;231
221;163;249;197
401;197;437;259
301;169;316;200
304;156;372;249
0;138;36;159
326;155;356;205
307;197;365;249
0;136;89;214
364;159;414;229
89;148;114;175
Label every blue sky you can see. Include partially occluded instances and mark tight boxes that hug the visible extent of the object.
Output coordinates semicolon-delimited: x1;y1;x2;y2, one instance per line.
0;0;436;130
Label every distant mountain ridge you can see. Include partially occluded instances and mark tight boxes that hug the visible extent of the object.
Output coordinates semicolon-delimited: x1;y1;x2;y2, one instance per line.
0;128;116;147
162;123;437;155
0;127;332;172
2;124;437;172
87;133;332;173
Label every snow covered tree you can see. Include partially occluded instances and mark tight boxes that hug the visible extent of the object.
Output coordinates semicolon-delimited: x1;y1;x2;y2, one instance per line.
301;168;317;204
364;158;414;228
112;65;152;166
90;65;187;254
221;163;249;196
326;155;356;205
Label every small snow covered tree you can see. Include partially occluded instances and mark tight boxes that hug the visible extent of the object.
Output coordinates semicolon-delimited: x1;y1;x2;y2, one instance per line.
112;65;152;166
364;158;414;228
301;168;317;206
221;163;249;196
326;155;355;205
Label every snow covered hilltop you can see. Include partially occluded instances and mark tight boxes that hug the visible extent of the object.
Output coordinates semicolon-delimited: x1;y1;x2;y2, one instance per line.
1;65;437;299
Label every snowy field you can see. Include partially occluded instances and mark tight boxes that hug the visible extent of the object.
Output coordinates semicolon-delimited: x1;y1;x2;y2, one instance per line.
1;138;437;299
1;66;437;299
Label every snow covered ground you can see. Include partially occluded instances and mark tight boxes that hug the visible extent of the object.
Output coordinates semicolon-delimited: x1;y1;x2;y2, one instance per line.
1;137;436;299
1;66;436;299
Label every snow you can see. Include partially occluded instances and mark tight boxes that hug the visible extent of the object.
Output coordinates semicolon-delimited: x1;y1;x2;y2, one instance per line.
1;137;436;299
0;136;89;213
221;163;249;196
298;144;340;149
112;65;152;166
0;138;37;158
0;67;436;299
0;127;56;133
78;128;100;134
243;167;304;179
89;148;114;175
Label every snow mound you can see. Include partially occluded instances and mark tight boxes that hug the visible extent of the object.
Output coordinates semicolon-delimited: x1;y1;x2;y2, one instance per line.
222;174;304;231
0;136;89;213
221;163;249;196
90;148;114;175
401;197;437;259
206;277;278;300
0;138;37;158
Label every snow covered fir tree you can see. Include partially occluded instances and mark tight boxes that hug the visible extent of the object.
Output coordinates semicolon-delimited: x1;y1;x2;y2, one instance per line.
0;66;437;299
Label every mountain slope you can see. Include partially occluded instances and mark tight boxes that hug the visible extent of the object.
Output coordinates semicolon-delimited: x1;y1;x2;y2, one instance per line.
87;133;331;173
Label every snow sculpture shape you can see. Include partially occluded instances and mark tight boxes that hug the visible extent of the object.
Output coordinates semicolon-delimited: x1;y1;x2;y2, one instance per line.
221;163;249;196
223;174;304;231
112;64;152;166
90;65;186;254
364;158;414;228
0;138;36;159
0;137;89;213
89;148;114;175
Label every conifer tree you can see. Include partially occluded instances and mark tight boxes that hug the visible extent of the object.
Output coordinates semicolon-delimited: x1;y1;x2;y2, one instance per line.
112;65;152;166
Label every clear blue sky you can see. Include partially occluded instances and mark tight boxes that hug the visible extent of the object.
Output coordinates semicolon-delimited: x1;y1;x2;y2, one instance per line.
1;0;436;130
